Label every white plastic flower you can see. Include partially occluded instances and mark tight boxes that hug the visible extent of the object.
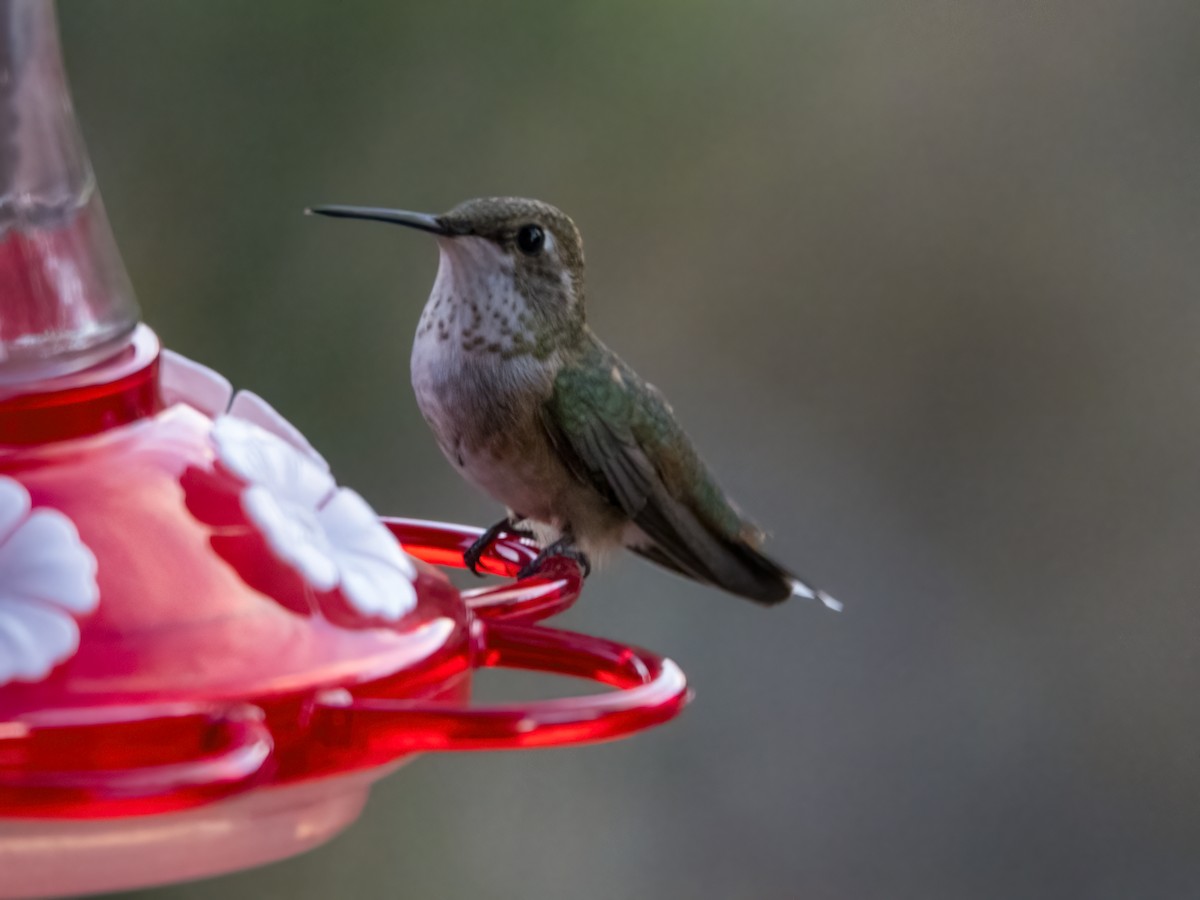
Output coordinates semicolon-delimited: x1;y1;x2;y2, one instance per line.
162;350;417;621
161;349;327;468
0;477;99;685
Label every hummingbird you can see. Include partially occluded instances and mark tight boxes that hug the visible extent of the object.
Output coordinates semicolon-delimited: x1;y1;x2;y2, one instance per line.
308;197;840;609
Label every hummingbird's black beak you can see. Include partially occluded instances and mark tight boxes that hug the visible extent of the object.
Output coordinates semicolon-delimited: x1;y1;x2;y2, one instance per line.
305;205;456;236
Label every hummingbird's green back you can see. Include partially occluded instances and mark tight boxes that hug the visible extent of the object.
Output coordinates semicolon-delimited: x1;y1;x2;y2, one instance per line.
544;335;796;603
554;341;751;538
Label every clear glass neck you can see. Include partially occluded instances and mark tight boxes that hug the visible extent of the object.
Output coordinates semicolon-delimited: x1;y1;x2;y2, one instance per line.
0;0;138;388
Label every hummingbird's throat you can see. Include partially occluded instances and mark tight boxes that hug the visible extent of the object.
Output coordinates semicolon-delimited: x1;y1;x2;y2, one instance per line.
416;236;538;357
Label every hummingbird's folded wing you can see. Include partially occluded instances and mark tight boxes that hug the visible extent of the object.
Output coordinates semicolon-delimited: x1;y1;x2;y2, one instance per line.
541;356;794;604
543;403;716;583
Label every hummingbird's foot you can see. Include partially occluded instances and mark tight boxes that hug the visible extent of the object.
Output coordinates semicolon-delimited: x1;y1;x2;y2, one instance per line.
516;536;592;580
464;516;535;576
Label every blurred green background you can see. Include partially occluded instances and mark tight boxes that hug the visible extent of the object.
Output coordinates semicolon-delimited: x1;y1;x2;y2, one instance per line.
59;1;1200;898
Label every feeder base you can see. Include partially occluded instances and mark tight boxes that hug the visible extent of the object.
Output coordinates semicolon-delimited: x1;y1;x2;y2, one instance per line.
0;765;403;899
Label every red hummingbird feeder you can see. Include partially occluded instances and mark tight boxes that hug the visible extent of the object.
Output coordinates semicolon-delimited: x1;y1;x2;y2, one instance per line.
0;3;688;896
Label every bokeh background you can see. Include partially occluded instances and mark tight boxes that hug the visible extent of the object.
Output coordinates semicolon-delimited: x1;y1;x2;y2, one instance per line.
58;2;1200;898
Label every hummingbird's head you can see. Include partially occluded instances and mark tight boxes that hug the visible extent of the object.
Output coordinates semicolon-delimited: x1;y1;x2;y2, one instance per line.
438;196;585;299
309;197;587;354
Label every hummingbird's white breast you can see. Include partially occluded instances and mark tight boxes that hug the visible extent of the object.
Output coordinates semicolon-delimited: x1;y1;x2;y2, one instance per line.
410;236;572;524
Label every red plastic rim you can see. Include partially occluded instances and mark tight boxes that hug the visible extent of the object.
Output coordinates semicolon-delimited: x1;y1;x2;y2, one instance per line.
0;704;273;817
313;620;688;754
0;518;689;818
0;325;162;444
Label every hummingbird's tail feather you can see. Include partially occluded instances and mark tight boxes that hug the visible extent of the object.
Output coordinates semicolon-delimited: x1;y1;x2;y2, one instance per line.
717;537;842;610
788;576;844;612
624;489;792;605
593;437;836;608
629;512;839;609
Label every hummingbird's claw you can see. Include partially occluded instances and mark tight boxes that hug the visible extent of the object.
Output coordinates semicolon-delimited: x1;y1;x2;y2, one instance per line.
464;517;536;576
463;545;486;577
516;540;591;580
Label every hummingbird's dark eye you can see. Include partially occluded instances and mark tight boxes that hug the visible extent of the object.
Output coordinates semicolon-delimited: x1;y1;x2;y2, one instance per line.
516;224;545;255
